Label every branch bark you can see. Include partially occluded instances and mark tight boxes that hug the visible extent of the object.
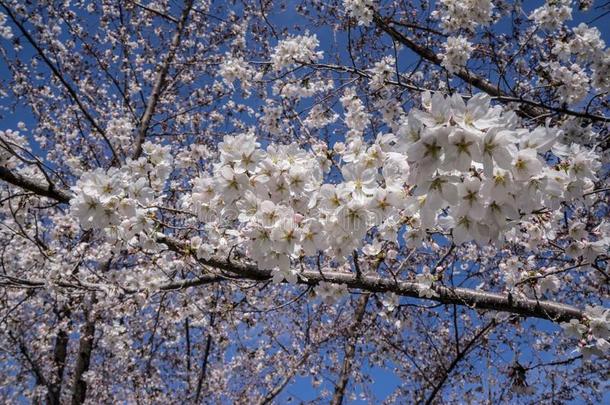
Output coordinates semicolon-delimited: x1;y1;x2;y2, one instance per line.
330;294;369;405
0;166;71;204
159;235;584;323
48;309;70;405
257;351;312;405
132;0;194;159
70;297;96;405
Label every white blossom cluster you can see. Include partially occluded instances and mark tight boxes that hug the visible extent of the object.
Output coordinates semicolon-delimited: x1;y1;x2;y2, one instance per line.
340;87;371;139
0;12;13;40
270;34;324;71
433;0;494;32
530;0;573;31
71;142;172;245
369;56;395;91
218;55;255;86
550;22;610;94
544;61;589;103
440;36;473;74
561;306;610;358
217;54;263;97
565;23;605;63
274;77;334;100
70;91;605;287
304;104;339;129
343;0;375;26
592;51;610;92
314;281;349;304
106;117;134;149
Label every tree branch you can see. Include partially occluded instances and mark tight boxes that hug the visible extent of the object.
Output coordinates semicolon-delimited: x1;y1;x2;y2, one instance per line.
132;0;194;159
70;311;96;405
48;308;71;405
330;294;369;405
371;13;610;123
257;351;312;405
0;166;71;203
424;320;497;405
159;234;584;323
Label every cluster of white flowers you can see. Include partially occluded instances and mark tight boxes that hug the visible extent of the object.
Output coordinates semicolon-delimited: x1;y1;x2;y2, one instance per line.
434;0;494;32
218;55;256;88
550;22;610;94
71;142;172;244
270;34;323;71
530;0;573;31
340;87;371;139
369;56;395;91
343;0;375;26
0;13;13;40
440;36;473;74
304;104;339;129
314;281;349;304
72;92;604;289
274;77;334;100
567;23;605;62
561;306;610;359
106;117;134;148
260;102;284;135
544;62;589;104
415;266;438;298
591;50;610;92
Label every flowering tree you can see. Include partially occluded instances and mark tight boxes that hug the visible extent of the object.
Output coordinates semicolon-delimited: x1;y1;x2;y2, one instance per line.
0;0;609;403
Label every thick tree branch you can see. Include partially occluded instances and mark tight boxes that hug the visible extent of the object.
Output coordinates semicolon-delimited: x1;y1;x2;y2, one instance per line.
0;166;71;203
0;167;587;323
194;297;216;402
48;309;70;405
132;0;194;159
257;351;312;405
131;1;179;23
70;297;96;405
159;235;584;323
